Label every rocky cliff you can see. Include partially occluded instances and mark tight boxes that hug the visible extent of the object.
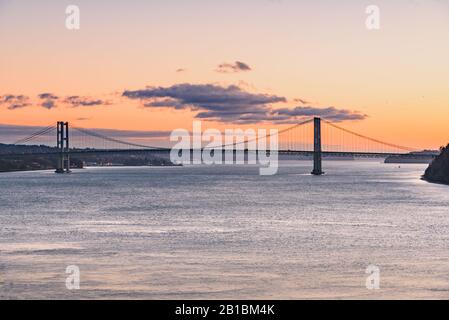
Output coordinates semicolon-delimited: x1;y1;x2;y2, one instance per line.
423;144;449;184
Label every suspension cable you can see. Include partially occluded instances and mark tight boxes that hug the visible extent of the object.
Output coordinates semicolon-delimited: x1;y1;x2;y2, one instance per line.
321;119;417;152
204;118;314;150
13;125;55;145
72;127;170;150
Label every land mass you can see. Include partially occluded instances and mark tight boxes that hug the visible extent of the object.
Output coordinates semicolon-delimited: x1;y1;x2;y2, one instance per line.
384;150;439;164
0;143;177;173
423;144;449;185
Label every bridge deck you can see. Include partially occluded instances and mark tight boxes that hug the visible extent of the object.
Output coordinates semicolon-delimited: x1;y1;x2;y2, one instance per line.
0;148;434;158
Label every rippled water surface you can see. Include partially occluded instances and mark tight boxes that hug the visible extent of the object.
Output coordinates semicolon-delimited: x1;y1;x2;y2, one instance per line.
1;161;449;299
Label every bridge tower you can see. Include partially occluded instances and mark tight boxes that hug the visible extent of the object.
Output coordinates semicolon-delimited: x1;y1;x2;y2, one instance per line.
311;117;324;175
55;121;71;174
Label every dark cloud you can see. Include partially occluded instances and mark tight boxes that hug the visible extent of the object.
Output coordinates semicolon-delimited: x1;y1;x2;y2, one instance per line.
122;83;366;124
0;123;171;143
176;68;186;73
64;96;108;107
0;123;54;141
216;61;252;73
273;106;367;123
41;100;57;109
0;94;31;110
38;92;59;109
38;94;108;108
294;98;310;105
143;98;186;109
1;93;110;110
38;93;58;100
123;83;286;123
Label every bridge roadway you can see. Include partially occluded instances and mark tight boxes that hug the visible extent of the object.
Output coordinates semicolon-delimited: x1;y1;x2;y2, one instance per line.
0;148;435;159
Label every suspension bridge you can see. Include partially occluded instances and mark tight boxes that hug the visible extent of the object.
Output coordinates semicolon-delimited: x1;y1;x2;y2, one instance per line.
0;118;434;175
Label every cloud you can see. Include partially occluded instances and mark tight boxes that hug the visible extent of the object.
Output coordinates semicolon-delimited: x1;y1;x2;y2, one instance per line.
0;123;171;144
123;83;286;123
143;98;186;109
272;106;367;123
38;93;58;100
0;94;31;110
176;68;186;73
294;98;310;105
0;123;55;142
41;100;57;109
37;92;59;109
122;83;366;124
216;61;252;73
1;93;110;110
38;94;109;108
64;96;109;107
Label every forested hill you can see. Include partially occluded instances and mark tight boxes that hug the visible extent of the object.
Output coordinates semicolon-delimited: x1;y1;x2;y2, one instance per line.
0;143;57;154
0;143;176;172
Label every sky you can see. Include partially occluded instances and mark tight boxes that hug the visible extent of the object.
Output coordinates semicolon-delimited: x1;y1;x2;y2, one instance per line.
0;0;448;149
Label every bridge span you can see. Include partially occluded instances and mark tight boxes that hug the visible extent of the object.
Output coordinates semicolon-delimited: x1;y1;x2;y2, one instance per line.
1;118;431;175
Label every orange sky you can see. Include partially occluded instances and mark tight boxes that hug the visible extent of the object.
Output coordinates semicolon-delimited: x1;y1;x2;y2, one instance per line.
1;0;448;149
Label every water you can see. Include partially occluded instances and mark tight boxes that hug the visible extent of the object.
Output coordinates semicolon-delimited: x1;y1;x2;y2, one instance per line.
1;161;449;299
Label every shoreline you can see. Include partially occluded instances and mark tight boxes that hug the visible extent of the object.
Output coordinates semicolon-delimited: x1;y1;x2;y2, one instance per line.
421;175;449;186
0;165;183;174
0;168;57;174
